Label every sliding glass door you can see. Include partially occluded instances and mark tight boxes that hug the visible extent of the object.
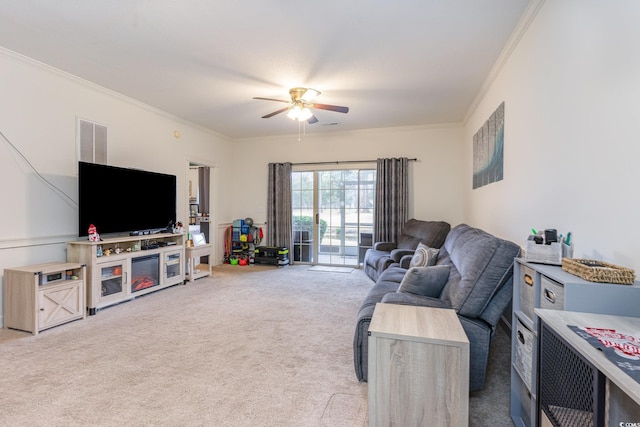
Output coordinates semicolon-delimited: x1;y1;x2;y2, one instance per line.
292;168;376;266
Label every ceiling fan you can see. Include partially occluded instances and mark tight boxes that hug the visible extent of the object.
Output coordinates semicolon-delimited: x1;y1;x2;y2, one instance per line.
253;87;349;124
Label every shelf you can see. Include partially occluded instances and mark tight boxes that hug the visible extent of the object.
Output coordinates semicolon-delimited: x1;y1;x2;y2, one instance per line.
38;278;83;289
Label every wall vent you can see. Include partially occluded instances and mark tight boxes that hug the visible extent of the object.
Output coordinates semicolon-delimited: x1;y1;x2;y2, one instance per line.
77;118;108;164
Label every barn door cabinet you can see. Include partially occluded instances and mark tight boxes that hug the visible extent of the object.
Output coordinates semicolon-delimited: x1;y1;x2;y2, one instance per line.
4;262;86;335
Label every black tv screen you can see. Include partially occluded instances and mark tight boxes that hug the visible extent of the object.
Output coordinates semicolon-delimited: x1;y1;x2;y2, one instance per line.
78;161;177;237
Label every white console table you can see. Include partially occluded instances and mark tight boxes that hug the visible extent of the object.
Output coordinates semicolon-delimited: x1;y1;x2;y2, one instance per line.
185;244;212;283
368;303;469;426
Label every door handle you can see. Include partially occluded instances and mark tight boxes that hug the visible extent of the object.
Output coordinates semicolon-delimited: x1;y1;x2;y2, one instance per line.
315;213;319;225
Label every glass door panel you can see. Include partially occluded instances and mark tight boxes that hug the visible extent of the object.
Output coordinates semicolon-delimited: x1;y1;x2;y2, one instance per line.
292;171;315;263
293;168;375;266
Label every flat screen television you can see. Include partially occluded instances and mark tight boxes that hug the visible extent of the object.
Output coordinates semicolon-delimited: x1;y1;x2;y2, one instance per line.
78;161;177;237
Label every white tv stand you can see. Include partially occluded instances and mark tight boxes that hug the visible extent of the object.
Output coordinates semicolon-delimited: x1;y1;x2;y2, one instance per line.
67;233;185;315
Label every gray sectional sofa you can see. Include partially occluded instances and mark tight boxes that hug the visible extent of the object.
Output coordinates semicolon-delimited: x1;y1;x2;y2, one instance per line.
363;219;450;282
354;223;520;392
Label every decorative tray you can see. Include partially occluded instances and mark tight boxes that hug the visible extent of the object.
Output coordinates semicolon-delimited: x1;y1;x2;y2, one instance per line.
561;258;635;285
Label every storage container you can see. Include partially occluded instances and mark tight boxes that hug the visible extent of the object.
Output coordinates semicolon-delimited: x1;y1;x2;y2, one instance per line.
514;319;534;392
519;265;535;321
524;241;572;265
518;379;533;427
540;276;564;311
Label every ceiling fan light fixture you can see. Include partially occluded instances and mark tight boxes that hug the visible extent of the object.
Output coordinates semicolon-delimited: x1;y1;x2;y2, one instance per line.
287;105;313;121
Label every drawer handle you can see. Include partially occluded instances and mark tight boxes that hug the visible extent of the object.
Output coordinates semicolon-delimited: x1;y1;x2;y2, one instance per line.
524;274;533;286
517;330;525;344
544;288;556;303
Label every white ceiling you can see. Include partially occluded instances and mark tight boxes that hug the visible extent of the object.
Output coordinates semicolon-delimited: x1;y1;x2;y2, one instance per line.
0;1;531;139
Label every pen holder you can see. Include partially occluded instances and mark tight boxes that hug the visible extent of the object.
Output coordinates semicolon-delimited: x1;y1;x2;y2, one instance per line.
525;241;572;265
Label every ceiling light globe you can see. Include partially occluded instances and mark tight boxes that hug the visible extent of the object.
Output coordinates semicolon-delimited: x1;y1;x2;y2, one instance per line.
287;105;302;120
298;108;313;121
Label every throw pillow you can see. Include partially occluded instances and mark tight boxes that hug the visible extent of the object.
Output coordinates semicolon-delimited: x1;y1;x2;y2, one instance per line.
409;243;439;268
397;265;451;297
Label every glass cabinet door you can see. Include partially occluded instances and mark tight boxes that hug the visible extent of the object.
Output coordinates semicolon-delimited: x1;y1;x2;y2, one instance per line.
98;260;127;299
164;250;183;283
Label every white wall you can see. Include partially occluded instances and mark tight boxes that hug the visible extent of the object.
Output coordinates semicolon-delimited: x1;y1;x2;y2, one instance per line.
463;0;640;272
0;47;234;325
232;124;465;230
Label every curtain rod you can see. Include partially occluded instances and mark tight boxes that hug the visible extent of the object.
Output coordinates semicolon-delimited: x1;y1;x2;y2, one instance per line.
292;158;417;166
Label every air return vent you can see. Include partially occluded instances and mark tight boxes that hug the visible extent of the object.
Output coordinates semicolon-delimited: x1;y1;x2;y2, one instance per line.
77;118;108;164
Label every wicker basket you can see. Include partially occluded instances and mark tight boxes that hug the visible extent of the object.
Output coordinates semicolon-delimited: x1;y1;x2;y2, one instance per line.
561;258;636;285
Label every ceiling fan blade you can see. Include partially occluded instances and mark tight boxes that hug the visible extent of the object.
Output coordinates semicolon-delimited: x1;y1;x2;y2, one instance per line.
301;88;321;102
261;107;290;118
311;103;349;114
253;97;290;103
307;115;319;124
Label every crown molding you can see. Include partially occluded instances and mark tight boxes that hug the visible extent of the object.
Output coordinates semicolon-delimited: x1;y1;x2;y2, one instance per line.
463;0;546;125
0;45;231;141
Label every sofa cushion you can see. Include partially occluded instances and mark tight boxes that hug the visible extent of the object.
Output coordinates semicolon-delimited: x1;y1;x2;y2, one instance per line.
363;219;451;282
397;219;451;250
409;243;439;268
397;265;450;297
438;224;520;318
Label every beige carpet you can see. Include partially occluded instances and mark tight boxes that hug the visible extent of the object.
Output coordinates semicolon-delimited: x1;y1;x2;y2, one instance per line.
0;264;370;426
307;266;355;273
0;264;512;426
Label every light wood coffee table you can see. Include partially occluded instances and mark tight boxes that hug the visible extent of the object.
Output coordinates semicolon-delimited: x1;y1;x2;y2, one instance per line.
368;303;469;426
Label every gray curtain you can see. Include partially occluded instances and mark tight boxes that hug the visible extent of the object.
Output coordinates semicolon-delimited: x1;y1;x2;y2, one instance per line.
267;162;293;263
198;166;210;214
374;157;409;243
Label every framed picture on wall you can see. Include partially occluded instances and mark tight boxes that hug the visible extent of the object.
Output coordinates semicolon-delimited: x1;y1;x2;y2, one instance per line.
473;102;505;189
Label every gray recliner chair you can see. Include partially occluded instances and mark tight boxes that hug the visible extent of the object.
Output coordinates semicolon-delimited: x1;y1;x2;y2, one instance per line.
354;224;520;391
363;219;450;282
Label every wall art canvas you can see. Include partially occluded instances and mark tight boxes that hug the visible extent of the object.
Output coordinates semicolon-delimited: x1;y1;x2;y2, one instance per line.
473;102;504;189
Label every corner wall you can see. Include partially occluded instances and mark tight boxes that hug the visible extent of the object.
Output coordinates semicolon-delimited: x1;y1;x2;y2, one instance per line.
463;0;640;272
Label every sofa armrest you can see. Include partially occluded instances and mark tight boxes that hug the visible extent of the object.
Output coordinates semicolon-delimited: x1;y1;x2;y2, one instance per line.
381;291;451;309
399;255;413;269
374;242;397;251
390;248;415;262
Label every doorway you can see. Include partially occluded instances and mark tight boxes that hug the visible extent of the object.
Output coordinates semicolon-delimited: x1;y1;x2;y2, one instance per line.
188;162;214;262
292;168;376;266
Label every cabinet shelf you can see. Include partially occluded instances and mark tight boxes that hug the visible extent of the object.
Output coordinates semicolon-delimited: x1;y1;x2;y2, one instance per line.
38;278;83;289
